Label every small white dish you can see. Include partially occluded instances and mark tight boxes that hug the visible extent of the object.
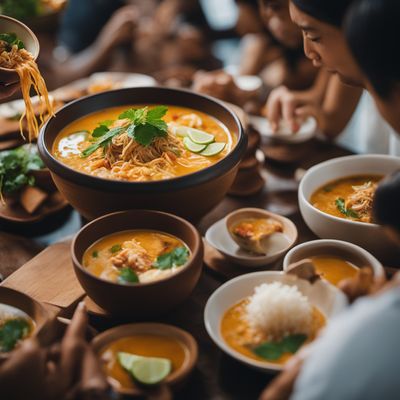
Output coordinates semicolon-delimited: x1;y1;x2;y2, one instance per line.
89;72;157;88
205;208;297;267
204;271;348;373
250;115;317;143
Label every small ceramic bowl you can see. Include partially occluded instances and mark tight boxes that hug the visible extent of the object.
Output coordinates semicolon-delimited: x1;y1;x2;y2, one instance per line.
283;239;385;280
0;15;40;84
250;115;317;143
299;154;400;262
92;323;198;398
204;271;348;373
205;208;297;267
71;210;203;316
0;287;49;357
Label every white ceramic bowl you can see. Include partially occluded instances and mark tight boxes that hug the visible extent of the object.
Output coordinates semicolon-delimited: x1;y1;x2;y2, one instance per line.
204;271;348;373
299;154;400;262
283;239;385;279
205;208;298;267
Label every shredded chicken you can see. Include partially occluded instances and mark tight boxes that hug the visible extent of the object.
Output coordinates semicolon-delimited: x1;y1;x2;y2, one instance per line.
233;219;283;240
345;181;377;222
110;239;153;272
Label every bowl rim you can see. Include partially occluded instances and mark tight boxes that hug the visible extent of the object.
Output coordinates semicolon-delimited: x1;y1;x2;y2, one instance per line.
71;209;202;288
204;270;345;372
282;239;385;277
38;86;246;193
299;154;400;228
91;322;198;395
206;208;298;261
0;15;40;71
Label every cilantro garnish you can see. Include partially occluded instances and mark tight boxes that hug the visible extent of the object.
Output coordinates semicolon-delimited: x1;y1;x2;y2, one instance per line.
118;267;139;284
153;246;189;270
335;198;360;219
80;105;168;157
0;33;25;51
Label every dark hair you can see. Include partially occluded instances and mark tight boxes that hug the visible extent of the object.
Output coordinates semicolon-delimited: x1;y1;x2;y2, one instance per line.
345;0;400;98
373;170;400;234
290;0;353;27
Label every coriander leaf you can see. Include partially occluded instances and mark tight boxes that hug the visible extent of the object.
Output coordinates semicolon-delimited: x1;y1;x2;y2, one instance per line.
126;123;136;139
81;126;124;157
118;267;139;284
92;125;109;138
335;198;359;219
0;33;25;50
147;119;168;132
0;318;31;352
281;334;307;353
110;244;122;253
153;246;189;270
134;124;165;146
119;107;147;125
147;106;168;121
153;252;173;270
253;342;283;361
92;250;98;258
99;120;113;128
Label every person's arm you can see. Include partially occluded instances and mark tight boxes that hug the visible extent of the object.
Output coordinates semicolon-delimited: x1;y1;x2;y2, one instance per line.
264;69;330;131
296;75;362;139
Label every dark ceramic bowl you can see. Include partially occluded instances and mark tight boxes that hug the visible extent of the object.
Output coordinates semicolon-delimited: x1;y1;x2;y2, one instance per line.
92;323;198;398
0;15;40;85
0;287;49;358
71;209;204;317
38;87;246;221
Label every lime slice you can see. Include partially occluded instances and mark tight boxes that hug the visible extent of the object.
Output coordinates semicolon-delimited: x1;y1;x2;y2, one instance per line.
183;137;207;153
200;142;226;156
130;357;172;385
187;128;214;145
118;352;143;370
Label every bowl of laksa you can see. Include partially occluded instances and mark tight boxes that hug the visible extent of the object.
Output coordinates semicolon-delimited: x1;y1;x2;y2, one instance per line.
299;155;400;262
204;271;347;372
283;240;384;287
72;209;203;316
92;323;198;397
38;87;246;221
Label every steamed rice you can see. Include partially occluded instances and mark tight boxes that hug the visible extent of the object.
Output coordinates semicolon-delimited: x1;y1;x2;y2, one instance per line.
246;281;312;341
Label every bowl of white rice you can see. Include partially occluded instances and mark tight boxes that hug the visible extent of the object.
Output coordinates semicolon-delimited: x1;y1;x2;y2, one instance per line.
204;271;348;372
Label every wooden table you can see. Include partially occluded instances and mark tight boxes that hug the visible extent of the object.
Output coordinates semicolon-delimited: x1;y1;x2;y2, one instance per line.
0;137;360;399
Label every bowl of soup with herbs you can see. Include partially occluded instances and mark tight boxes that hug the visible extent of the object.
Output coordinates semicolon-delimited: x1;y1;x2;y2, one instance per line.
38;87;246;221
299;154;400;261
92;323;198;397
283;239;384;287
72;209;203;317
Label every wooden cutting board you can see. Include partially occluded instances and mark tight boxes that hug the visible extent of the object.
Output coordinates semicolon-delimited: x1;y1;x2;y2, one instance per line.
1;240;85;309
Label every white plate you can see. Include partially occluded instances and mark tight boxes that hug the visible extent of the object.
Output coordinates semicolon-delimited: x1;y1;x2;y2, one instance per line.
204;271;348;373
205;218;292;267
250;115;317;143
88;72;156;88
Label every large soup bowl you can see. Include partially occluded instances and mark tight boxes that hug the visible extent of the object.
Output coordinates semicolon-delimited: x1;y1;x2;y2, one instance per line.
299;154;400;263
71;209;203;317
38;87;246;221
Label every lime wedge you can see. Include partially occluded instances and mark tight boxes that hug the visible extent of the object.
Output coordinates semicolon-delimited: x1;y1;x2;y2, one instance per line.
130;357;172;385
183;137;207;153
187;128;214;145
118;352;143;370
200;142;226;156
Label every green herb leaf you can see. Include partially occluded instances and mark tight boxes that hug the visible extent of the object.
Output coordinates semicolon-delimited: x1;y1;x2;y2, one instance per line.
92;125;110;138
133;124;166;147
153;246;189;270
92;250;98;258
81;126;124;157
119;108;147;125
99;120;113;128
0;32;25;50
126;123;136;139
110;244;122;254
0;318;31;352
252;334;308;361
147;106;168;121
335;198;359;219
118;267;139;284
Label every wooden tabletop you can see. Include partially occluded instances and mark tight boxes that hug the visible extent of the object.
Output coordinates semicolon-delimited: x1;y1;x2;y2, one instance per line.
0;137;360;399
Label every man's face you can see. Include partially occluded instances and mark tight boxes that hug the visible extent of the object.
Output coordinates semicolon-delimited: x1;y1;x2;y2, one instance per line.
289;2;364;86
259;0;302;48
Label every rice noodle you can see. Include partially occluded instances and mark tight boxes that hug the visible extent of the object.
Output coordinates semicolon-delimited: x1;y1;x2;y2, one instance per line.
0;42;55;141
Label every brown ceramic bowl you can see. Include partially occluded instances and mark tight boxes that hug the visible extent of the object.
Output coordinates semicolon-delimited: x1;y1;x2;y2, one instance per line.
0;15;40;85
71;209;204;316
38;87;246;221
92;323;198;398
0;286;49;357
